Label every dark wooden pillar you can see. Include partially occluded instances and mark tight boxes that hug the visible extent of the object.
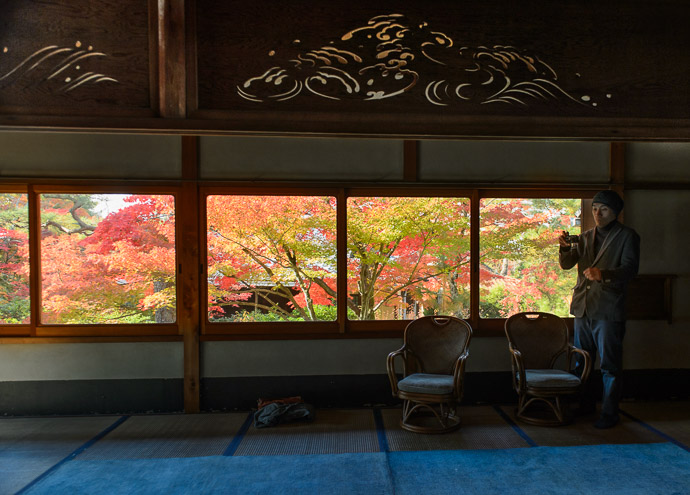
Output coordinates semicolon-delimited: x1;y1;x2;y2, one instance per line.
157;0;187;118
610;142;626;222
179;135;200;412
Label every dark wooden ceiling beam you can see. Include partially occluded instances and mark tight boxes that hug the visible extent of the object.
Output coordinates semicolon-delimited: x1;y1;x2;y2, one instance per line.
157;0;187;118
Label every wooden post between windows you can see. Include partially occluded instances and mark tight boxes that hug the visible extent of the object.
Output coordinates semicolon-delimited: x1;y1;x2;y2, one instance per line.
28;186;41;336
470;190;480;328
403;141;418;182
337;189;347;333
610;142;626;223
180;136;200;412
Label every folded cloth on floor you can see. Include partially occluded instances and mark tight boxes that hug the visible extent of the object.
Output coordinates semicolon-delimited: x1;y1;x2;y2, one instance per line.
253;402;315;428
257;396;304;409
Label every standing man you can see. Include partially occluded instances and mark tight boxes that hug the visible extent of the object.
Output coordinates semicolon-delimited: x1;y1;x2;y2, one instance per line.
558;190;640;428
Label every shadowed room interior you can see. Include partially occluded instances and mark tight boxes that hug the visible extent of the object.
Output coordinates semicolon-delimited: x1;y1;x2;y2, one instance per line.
1;1;690;494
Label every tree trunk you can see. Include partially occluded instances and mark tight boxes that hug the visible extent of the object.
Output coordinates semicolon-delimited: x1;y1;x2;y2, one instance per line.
154;280;175;323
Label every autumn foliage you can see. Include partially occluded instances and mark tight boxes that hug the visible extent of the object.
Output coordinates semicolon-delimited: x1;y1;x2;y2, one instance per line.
0;192;578;325
0;194;30;324
33;194;175;324
206;195;578;322
207;195;337;322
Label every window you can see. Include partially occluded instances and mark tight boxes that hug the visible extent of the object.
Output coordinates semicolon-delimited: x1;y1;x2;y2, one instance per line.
204;190;585;335
479;197;580;318
346;196;471;320
39;193;176;325
7;182;588;339
206;194;337;323
0;193;30;325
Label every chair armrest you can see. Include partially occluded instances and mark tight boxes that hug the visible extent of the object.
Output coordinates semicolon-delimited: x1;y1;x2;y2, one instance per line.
386;348;405;396
568;346;592;385
450;350;470;396
507;345;526;393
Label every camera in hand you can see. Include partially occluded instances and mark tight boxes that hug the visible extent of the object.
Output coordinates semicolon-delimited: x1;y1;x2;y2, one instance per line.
565;233;579;244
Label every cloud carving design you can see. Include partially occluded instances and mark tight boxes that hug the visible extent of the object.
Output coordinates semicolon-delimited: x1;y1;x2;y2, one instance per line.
238;13;603;108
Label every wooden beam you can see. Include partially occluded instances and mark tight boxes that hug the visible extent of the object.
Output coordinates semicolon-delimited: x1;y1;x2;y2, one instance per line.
181;135;198;180
470;190;480;328
610;141;626;222
184;0;199;115
403;140;418;182
148;0;160;115
157;0;187;118
581;197;595;232
28;186;41;336
337;189;347;333
179;136;200;412
610;142;626;192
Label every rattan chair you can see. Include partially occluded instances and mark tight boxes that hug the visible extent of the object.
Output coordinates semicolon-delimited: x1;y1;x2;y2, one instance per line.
387;315;472;433
504;311;591;426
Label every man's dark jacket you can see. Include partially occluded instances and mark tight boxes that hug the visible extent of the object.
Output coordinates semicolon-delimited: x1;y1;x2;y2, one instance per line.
559;221;640;322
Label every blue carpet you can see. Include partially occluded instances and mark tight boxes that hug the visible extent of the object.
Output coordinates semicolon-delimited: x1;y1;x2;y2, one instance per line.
389;443;690;495
21;452;393;495
20;443;690;495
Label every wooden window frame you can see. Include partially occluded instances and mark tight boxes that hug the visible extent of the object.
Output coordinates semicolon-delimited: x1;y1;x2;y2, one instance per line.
0;186;31;336
16;183;182;338
200;186;342;338
1;178;605;341
199;184;600;339
476;188;593;335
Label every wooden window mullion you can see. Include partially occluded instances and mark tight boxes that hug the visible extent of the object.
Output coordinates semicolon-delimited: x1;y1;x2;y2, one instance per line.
28;185;41;335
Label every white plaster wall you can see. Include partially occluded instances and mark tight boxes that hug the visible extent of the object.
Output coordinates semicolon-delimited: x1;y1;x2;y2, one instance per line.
622;190;690;369
202;339;398;377
418;140;610;183
0;132;181;179
627;142;690;182
0;343;183;381
202;337;512;377
200;136;404;181
0;337;512;382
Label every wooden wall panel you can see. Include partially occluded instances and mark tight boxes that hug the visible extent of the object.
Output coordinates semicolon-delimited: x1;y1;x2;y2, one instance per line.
1;0;690;139
191;0;690;138
0;0;154;117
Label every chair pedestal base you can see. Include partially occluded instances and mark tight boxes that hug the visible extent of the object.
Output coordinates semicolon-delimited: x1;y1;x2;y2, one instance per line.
516;395;574;426
400;400;461;434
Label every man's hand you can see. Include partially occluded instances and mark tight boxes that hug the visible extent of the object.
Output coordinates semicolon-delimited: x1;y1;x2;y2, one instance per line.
558;231;570;248
584;267;602;281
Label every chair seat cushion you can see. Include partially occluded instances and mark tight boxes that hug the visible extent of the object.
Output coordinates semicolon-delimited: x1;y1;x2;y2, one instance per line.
525;369;581;389
398;373;455;395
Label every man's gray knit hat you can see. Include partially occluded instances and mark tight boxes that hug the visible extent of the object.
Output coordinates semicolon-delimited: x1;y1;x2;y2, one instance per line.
592;190;624;215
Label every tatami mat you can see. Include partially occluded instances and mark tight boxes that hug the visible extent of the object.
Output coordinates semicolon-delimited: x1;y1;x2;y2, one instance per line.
620;400;690;447
4;401;689;494
0;416;120;495
495;404;665;447
76;413;248;460
382;405;531;451
234;409;380;456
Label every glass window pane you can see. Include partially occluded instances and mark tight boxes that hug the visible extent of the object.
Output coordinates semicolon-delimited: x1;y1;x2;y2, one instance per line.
347;197;471;320
40;194;176;324
207;195;337;322
479;198;581;318
0;193;30;324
